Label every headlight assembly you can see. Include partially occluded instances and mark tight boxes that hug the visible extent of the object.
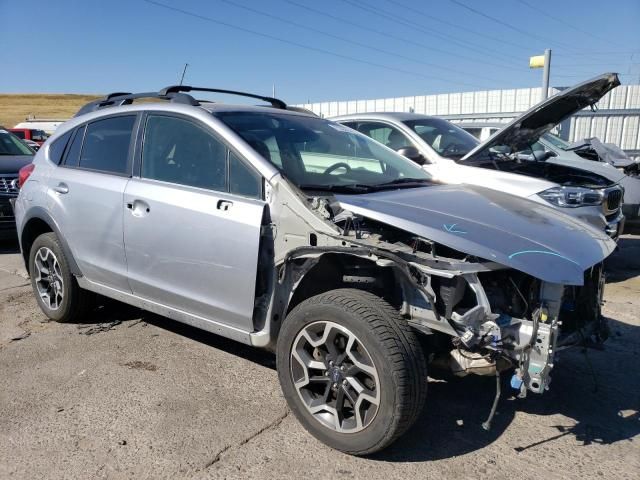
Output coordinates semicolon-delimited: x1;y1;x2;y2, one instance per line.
538;186;604;208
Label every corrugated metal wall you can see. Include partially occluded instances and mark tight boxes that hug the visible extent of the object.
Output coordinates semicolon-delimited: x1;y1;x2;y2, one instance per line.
298;85;640;154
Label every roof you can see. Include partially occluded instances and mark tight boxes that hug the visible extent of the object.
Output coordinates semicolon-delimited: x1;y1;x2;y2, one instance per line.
454;121;506;128
199;102;315;117
330;112;440;122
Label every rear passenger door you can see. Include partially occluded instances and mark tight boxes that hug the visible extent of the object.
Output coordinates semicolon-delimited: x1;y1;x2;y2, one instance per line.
123;113;265;331
46;114;137;291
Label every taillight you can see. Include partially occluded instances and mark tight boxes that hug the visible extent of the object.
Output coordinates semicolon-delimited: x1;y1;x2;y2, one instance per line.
18;163;36;188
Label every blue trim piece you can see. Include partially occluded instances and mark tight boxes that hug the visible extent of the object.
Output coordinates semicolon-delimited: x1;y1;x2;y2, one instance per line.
443;223;467;234
508;249;580;265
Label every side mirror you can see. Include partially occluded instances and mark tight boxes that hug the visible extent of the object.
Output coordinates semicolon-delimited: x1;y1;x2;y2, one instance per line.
396;146;426;165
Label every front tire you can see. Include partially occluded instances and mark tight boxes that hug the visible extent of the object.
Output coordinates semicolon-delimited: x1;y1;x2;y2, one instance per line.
277;289;427;455
29;232;91;322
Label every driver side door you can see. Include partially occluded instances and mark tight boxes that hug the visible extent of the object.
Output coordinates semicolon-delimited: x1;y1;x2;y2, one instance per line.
123;113;266;331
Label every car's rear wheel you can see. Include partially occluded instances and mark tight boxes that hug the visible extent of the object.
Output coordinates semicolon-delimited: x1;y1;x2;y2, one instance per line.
29;232;91;322
277;289;427;455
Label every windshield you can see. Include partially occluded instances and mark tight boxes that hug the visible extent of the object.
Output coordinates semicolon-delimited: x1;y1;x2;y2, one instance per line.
403;118;478;160
542;133;571;150
0;130;34;156
215;112;431;192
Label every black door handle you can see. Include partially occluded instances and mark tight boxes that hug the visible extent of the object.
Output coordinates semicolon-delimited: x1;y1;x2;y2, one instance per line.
217;200;233;211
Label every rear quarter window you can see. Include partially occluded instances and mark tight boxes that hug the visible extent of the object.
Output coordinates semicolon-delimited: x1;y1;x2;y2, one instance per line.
48;130;73;164
79;116;136;175
63;126;86;167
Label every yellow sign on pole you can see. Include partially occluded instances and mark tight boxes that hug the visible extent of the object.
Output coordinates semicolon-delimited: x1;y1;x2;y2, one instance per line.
529;55;545;68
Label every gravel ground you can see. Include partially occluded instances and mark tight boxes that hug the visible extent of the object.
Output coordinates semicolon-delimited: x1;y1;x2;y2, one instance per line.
0;236;638;480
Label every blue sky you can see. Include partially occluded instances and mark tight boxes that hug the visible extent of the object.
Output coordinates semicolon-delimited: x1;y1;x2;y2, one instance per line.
1;0;638;103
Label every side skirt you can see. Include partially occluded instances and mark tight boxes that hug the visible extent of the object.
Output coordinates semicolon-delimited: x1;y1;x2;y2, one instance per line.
76;276;253;345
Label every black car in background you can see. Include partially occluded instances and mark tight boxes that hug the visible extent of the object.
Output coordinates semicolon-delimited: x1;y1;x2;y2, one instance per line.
0;128;34;239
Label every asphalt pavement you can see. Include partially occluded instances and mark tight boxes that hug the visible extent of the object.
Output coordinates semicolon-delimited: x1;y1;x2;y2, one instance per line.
1;236;638;480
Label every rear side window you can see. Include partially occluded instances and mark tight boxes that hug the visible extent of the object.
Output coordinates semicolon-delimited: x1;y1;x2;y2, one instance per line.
79;116;136;174
142;115;227;191
12;130;25;139
49;130;73;165
63;126;85;167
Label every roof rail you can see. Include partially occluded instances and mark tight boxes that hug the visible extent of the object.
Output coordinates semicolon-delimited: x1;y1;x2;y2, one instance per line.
159;85;287;109
74;91;199;117
75;85;288;117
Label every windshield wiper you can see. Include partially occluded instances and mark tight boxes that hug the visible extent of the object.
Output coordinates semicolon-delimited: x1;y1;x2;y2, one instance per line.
298;183;374;193
371;178;432;189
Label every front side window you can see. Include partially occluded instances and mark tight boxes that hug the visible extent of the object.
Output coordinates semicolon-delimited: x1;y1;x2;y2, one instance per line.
79;116;135;174
356;122;414;152
229;151;261;198
404;118;478;160
142;115;227;191
216;112;430;192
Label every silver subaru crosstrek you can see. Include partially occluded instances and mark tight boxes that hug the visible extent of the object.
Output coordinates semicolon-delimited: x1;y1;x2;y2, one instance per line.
14;86;616;455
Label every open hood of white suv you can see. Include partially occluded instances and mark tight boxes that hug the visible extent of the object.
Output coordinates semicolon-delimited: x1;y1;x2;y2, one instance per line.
461;73;620;162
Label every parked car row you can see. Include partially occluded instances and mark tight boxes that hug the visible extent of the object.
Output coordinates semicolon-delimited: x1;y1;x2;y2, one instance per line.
8;74;630;455
333;74;635;238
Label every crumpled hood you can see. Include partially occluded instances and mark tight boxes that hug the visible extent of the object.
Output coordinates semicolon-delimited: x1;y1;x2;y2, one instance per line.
568;137;636;169
462;73;620;162
336;185;615;285
0;155;34;174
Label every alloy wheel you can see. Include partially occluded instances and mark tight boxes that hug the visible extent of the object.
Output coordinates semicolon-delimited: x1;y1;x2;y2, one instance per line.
290;321;380;433
33;247;64;310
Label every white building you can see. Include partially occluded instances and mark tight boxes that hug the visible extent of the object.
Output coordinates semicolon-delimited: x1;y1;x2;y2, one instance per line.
298;84;640;157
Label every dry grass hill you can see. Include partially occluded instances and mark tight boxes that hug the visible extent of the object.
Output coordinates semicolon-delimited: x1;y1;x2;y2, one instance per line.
0;94;102;128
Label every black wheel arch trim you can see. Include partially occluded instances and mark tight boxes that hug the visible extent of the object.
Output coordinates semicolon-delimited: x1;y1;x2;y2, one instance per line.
20;207;83;276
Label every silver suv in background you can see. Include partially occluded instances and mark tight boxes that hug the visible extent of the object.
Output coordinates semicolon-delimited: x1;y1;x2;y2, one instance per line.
333;74;625;239
15;86;616;454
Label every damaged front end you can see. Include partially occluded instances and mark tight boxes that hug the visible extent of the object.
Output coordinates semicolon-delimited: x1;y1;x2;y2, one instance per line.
271;184;615;402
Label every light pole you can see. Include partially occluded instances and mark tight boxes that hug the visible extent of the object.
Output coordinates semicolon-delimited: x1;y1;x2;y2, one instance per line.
530;49;552;100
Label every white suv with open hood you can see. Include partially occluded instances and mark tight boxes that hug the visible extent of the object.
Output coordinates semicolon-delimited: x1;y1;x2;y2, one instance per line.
333;73;625;239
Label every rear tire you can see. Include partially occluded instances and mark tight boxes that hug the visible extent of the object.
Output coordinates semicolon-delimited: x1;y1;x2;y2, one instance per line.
277;288;427;455
29;232;91;322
